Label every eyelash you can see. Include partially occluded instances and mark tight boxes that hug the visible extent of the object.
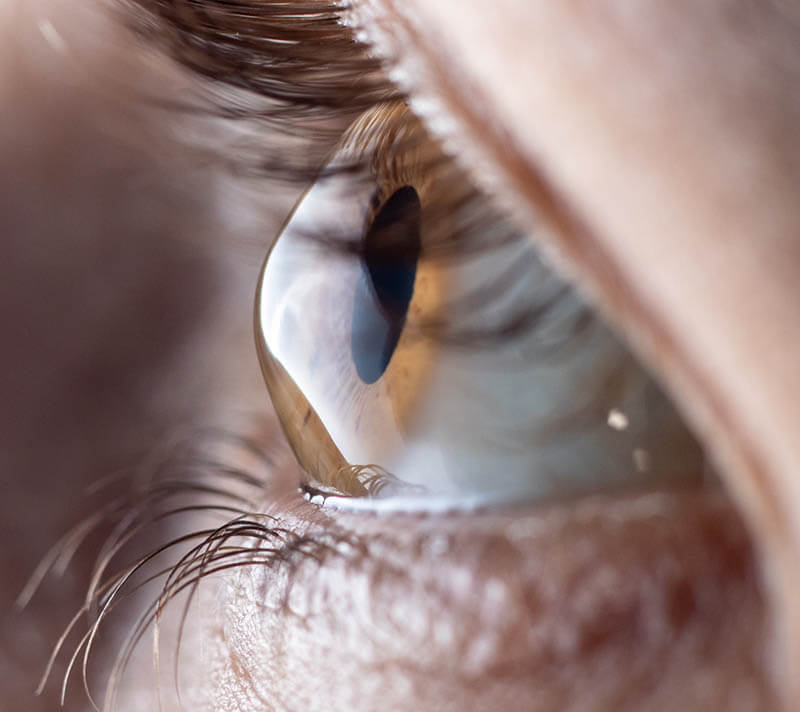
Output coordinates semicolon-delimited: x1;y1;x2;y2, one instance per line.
24;424;351;705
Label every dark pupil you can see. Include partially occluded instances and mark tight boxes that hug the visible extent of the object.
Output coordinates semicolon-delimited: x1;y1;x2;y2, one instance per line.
352;186;421;384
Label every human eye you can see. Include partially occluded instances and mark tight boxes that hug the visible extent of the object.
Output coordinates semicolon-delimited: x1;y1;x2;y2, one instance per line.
257;101;706;506
19;1;799;710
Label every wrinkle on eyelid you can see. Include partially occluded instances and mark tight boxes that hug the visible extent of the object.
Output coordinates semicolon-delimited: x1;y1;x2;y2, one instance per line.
204;488;773;712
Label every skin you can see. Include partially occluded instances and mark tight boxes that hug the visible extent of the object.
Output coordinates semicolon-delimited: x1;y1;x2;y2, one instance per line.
2;0;798;710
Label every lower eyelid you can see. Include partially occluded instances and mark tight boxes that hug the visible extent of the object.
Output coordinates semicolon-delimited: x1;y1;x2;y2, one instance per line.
214;482;773;710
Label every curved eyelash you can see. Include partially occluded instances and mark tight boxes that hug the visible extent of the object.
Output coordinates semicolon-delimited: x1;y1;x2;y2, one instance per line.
19;425;367;709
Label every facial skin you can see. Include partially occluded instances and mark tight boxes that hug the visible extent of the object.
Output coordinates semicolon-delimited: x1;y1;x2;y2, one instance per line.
3;0;799;710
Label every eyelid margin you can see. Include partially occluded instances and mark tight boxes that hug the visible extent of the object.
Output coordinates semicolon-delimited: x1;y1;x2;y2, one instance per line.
341;0;800;704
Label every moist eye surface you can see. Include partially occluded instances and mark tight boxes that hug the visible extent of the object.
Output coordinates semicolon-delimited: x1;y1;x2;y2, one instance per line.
256;103;707;506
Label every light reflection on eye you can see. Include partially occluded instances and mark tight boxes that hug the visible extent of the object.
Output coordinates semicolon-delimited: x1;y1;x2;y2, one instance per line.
256;103;707;507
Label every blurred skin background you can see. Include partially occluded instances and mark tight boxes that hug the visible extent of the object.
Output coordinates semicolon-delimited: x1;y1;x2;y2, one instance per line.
0;2;280;708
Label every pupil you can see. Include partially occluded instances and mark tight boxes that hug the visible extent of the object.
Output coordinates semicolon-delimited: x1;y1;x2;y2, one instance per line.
352;186;421;384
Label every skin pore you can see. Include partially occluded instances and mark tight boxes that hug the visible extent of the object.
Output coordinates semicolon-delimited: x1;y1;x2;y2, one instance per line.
3;0;799;710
